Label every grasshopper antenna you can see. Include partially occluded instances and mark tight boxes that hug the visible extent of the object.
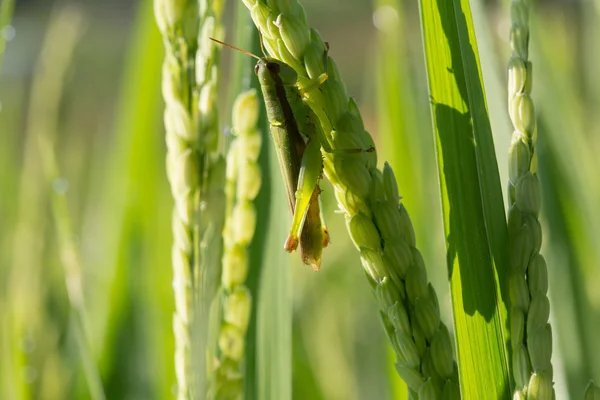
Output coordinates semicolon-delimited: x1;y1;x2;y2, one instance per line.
209;37;261;60
258;31;267;58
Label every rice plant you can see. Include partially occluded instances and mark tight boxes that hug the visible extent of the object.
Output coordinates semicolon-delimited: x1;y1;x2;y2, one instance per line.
506;0;554;397
1;0;599;399
155;0;226;397
210;89;262;399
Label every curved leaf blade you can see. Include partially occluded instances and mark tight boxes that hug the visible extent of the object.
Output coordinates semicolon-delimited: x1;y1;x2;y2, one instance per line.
418;0;511;397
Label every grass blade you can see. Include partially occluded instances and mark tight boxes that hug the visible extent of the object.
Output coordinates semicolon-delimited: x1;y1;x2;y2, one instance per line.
418;0;511;396
226;21;272;400
256;156;291;400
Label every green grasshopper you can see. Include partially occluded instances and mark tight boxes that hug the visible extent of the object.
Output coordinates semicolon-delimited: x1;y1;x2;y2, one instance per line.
210;37;364;270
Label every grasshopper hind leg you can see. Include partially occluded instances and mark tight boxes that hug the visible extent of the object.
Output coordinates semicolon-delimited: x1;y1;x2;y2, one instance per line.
297;187;325;271
297;184;329;271
297;185;330;270
283;137;322;254
284;140;329;271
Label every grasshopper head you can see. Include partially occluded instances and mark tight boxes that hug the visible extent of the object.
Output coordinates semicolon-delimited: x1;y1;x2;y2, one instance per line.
255;58;298;86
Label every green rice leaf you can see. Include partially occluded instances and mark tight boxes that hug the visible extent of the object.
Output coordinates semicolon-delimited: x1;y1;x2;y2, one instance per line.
237;18;291;400
255;143;292;400
418;0;511;396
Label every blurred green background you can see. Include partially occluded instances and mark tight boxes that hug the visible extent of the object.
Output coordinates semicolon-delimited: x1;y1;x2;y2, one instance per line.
1;0;599;399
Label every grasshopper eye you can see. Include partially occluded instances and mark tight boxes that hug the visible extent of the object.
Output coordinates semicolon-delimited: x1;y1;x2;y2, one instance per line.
266;62;280;74
254;64;259;75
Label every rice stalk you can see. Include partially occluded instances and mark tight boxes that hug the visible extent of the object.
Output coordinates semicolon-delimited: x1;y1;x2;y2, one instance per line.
209;89;261;399
154;0;226;398
507;0;554;398
241;0;459;395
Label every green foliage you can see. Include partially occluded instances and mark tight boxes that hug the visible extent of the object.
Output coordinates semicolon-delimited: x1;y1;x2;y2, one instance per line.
418;0;511;396
2;0;599;399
